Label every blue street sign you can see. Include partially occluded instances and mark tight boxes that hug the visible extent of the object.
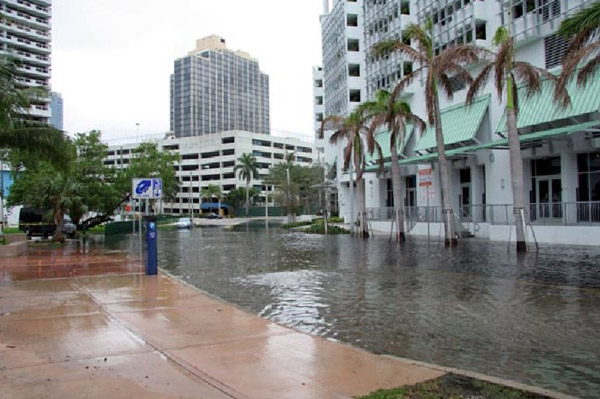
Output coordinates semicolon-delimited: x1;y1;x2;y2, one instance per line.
152;178;162;199
132;178;163;199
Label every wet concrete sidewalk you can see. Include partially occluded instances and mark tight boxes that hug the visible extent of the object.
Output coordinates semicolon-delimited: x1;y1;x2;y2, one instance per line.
0;247;443;399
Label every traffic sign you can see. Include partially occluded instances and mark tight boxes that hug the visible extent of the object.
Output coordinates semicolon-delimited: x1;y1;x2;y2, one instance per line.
132;178;162;199
418;167;433;187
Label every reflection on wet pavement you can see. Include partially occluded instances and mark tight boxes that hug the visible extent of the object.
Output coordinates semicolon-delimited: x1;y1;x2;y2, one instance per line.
0;240;444;399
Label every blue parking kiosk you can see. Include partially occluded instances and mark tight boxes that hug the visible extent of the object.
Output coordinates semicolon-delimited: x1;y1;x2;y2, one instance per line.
145;215;158;275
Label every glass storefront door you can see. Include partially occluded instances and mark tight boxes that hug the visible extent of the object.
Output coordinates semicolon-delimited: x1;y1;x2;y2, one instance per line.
536;176;562;219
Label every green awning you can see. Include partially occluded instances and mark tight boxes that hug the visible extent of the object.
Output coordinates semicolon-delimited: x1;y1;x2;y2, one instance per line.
364;125;413;166
413;95;490;152
398;120;600;166
365;120;599;170
496;69;600;132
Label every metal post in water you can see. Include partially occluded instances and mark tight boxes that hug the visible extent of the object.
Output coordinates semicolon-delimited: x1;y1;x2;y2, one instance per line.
349;161;355;234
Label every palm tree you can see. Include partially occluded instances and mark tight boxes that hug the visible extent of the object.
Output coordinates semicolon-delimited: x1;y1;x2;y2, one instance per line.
321;110;377;238
233;153;258;216
372;22;480;246
361;90;426;243
555;2;600;106
201;183;222;215
27;171;85;242
466;26;570;252
0;55;71;163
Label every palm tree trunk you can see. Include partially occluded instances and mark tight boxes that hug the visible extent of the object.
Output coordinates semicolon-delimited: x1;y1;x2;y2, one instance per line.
356;176;369;238
506;106;528;252
245;180;249;217
390;144;406;242
53;207;64;242
434;94;457;246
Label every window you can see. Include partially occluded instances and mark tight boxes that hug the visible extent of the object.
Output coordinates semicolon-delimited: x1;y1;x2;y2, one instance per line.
577;152;600;221
347;14;358;27
348;64;360;77
448;75;466;92
222;136;235;144
349;89;361;102
348;39;359;52
544;34;569;69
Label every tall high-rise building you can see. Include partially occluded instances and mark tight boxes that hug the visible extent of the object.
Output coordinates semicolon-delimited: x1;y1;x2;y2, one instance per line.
320;0;366;118
170;35;270;138
0;0;52;124
318;0;600;244
50;91;63;130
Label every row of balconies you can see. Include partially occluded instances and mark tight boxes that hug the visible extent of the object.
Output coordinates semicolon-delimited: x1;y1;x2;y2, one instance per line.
1;33;51;54
4;0;50;18
1;6;50;30
15;75;47;88
8;48;49;66
17;63;49;78
1;20;50;43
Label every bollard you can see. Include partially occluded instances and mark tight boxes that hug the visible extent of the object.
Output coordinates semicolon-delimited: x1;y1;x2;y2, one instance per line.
144;215;158;275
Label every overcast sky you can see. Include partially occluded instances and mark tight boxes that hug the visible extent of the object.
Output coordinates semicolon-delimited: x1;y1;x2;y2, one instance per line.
52;0;323;143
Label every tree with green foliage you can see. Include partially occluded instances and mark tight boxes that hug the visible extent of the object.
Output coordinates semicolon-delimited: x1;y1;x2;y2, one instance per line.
0;55;71;164
555;1;600;107
68;131;121;227
224;187;259;215
115;142;180;204
361;90;425;243
201;183;222;214
466;26;570;252
372;22;480;246
264;155;323;222
233;153;259;215
8;166;84;242
8;133;181;232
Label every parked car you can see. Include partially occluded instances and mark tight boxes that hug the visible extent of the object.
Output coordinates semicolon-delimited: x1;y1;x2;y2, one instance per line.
19;207;77;239
206;212;222;219
176;217;193;229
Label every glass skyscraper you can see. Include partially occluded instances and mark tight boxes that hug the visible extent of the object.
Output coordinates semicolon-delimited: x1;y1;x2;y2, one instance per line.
170;36;270;138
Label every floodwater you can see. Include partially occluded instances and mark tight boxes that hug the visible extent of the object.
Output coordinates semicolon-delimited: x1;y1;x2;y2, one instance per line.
106;223;600;398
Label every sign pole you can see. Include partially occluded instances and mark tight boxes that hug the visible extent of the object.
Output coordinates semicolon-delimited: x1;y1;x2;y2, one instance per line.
132;178;163;267
139;205;142;264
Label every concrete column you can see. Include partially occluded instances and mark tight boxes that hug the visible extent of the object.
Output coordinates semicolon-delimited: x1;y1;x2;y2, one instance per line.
323;0;329;14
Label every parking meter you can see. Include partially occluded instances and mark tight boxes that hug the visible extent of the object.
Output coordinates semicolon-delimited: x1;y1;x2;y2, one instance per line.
144;215;158;275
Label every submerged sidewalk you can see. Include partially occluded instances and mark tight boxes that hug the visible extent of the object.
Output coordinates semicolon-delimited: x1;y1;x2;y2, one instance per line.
0;246;445;398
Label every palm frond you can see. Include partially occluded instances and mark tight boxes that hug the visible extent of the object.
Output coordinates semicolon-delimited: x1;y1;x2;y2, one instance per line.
467;62;495;105
512;61;543;97
372;40;428;64
320;115;345;139
493;26;510;47
389;67;424;104
557;2;600;39
404;23;432;57
437;73;454;100
577;52;600;87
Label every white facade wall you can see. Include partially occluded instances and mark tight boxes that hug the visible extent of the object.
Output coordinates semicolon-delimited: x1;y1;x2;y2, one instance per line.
105;131;315;215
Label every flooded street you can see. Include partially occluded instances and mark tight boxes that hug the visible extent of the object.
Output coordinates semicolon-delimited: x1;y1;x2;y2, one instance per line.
106;223;600;398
